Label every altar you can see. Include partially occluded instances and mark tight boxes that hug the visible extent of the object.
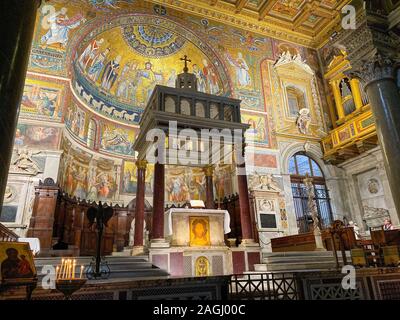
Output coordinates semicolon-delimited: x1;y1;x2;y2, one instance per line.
164;208;231;247
149;208;234;277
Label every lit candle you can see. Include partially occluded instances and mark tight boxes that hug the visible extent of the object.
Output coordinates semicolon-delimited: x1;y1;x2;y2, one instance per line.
62;259;66;279
60;258;65;279
56;266;60;280
72;259;76;279
80;265;84;279
66;259;70;279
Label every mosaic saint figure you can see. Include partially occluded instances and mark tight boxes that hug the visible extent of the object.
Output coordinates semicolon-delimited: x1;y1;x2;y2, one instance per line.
37;92;57;117
226;52;251;88
136;62;156;106
202;59;220;94
101;55;122;91
79;38;104;70
192;64;207;93
88;48;110;82
166;69;177;88
41;7;85;49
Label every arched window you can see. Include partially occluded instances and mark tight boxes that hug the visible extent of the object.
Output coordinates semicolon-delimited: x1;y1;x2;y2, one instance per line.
289;152;333;233
87;119;97;149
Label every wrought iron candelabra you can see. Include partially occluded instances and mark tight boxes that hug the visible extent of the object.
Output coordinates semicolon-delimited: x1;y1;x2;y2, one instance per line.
86;202;114;280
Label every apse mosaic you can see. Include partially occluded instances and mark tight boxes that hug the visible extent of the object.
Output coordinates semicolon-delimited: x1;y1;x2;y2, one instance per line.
72;16;228;113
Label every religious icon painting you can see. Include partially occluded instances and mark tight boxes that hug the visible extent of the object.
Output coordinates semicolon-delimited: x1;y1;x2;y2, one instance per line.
195;256;210;277
0;242;37;284
189;217;211;247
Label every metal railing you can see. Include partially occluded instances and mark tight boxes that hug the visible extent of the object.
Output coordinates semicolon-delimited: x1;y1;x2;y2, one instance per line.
0;222;19;242
228;273;301;300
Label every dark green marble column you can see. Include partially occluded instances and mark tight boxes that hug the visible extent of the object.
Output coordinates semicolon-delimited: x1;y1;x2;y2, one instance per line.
0;0;41;210
365;75;400;215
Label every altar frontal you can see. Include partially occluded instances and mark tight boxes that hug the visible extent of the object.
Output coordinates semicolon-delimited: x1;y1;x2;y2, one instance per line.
149;208;233;277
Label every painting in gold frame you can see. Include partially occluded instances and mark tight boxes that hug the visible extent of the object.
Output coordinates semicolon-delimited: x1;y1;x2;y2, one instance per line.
0;242;37;284
189;217;211;247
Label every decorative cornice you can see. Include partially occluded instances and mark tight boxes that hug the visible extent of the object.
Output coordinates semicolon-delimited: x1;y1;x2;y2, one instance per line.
149;0;318;48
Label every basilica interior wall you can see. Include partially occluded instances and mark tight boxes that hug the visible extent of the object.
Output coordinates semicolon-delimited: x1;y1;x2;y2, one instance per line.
338;146;399;231
1;0;344;238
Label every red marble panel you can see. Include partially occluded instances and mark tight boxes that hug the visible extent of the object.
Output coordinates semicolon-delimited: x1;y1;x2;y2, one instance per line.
232;251;245;275
247;252;260;271
169;252;184;276
253;154;277;168
152;254;168;272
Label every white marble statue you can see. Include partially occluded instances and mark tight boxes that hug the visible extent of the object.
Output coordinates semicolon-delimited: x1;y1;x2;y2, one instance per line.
349;221;361;239
296;108;312;134
129;218;147;246
10;148;42;175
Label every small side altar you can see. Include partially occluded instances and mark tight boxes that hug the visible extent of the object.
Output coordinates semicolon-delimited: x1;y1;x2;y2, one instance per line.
149;208;234;277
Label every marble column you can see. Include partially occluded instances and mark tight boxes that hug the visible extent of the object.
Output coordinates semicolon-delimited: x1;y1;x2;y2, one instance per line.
236;163;254;244
151;162;166;244
0;0;41;210
363;65;400;217
132;160;147;254
203;165;215;209
334;3;400;223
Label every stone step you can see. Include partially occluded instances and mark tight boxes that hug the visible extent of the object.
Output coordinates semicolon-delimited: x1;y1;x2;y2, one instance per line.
260;251;352;272
34;255;168;280
262;250;350;258
256;261;337;272
263;253;350;264
35;255;149;265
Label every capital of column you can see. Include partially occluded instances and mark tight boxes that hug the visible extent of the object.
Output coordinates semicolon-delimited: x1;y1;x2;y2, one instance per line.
334;7;399;88
349;54;396;89
203;165;214;177
136;160;148;170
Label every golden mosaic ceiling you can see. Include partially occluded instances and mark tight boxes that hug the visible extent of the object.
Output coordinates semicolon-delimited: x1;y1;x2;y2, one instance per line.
150;0;351;47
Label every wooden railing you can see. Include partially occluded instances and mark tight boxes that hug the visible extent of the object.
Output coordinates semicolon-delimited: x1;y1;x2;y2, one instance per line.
0;222;19;242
